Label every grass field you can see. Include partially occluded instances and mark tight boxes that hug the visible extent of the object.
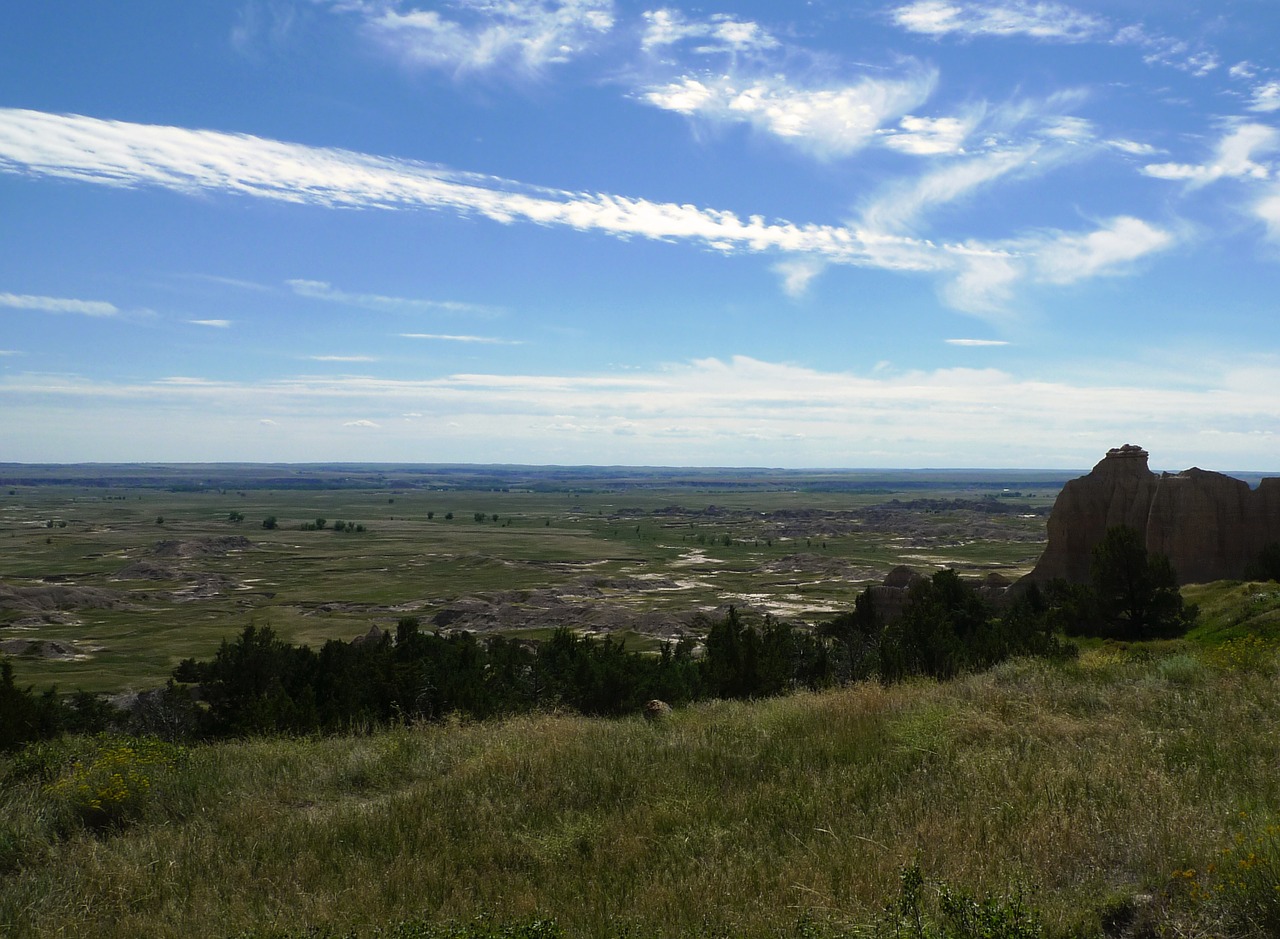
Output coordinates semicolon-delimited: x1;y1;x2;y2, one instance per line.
4;642;1280;938
0;466;1062;693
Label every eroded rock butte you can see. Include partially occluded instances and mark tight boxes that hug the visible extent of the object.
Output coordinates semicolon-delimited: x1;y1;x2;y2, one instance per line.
1023;444;1280;585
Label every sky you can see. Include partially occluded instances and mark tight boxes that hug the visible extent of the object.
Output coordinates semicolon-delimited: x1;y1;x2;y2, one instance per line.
2;1;1279;470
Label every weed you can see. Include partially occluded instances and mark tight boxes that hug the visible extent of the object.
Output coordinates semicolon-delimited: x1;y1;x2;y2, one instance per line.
1207;636;1278;674
43;735;188;830
872;866;1043;939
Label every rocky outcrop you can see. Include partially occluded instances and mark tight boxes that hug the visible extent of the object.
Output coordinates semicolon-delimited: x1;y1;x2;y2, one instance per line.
1024;445;1280;585
151;536;253;558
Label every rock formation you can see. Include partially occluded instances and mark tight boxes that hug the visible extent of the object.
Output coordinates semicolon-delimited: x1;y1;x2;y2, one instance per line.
1023;445;1280;585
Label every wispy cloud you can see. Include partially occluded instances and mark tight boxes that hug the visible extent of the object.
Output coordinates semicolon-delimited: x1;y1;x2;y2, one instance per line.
0;349;22;356
310;354;378;362
287;279;495;316
881;114;974;155
946;338;1008;346
1255;191;1280;241
342;0;615;76
772;258;826;298
860;143;1044;233
890;1;1105;42
400;333;522;344
1107;138;1160;157
0;109;1174;320
1032;216;1174;284
641;69;936;159
230;1;296;56
189;318;232;328
0;291;118;317
939;216;1175;312
640;9;777;55
1113;24;1220;77
1249;81;1280;114
0;108;957;276
1143;123;1278;186
7;353;1279;467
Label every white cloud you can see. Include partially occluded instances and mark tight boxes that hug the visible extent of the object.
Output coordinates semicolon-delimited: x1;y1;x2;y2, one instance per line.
287;278;495;316
1182;52;1220;77
946;338;1009;346
1143;123;1279;186
7;354;1280;468
936;217;1175;312
640;9;777;54
939;244;1023;312
0;349;21;356
1107;138;1159;157
0;109;1173;320
400;333;521;344
259;419;279;426
641;68;937;159
310;355;378;362
1256;191;1280;240
1032;216;1174;284
882;114;973;155
352;0;615;75
189;319;232;328
1249;81;1280;113
0;291;118;317
860;143;1042;233
1040;116;1093;143
891;0;1105;41
772;258;826;297
1114;24;1220;77
0;107;956;274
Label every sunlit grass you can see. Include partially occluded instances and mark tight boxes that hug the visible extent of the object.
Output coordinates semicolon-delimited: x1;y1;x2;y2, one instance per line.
4;645;1280;937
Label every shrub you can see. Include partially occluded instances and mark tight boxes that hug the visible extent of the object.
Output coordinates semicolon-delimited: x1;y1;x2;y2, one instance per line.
873;865;1044;939
1207;636;1278;674
1214;816;1280;934
43;735;188;830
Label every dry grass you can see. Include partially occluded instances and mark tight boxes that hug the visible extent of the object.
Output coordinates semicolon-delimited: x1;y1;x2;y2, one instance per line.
4;646;1280;938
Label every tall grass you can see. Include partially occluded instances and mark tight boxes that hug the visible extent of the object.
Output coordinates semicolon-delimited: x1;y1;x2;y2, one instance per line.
4;645;1280;938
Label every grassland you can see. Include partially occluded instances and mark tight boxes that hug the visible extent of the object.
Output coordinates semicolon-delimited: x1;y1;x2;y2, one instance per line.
5;641;1280;938
0;465;1063;693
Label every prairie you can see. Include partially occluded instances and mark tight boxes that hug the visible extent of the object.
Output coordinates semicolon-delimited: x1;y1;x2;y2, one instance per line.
4;643;1280;938
0;465;1063;692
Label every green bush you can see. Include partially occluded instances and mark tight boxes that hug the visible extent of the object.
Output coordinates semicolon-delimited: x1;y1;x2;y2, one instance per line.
873;866;1043;939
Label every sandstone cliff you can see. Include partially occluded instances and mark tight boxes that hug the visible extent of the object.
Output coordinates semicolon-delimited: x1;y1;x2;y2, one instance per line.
1024;445;1280;585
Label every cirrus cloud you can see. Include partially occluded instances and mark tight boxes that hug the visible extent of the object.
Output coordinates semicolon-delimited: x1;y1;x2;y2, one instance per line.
0;108;1177;320
344;0;615;76
0;291;119;317
890;0;1105;42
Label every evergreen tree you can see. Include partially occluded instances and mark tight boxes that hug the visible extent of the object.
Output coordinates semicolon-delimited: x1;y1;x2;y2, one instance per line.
1089;526;1194;640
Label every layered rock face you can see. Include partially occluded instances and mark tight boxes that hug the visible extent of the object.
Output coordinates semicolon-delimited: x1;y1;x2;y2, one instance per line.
1025;445;1280;585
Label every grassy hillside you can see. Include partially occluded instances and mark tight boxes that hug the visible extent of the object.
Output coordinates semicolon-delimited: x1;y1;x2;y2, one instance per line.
5;643;1280;938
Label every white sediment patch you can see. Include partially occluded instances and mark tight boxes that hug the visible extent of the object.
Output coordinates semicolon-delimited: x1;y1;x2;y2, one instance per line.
671;550;728;567
733;592;839;616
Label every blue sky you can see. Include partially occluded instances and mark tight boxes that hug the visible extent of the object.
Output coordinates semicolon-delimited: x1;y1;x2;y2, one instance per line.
2;0;1278;469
